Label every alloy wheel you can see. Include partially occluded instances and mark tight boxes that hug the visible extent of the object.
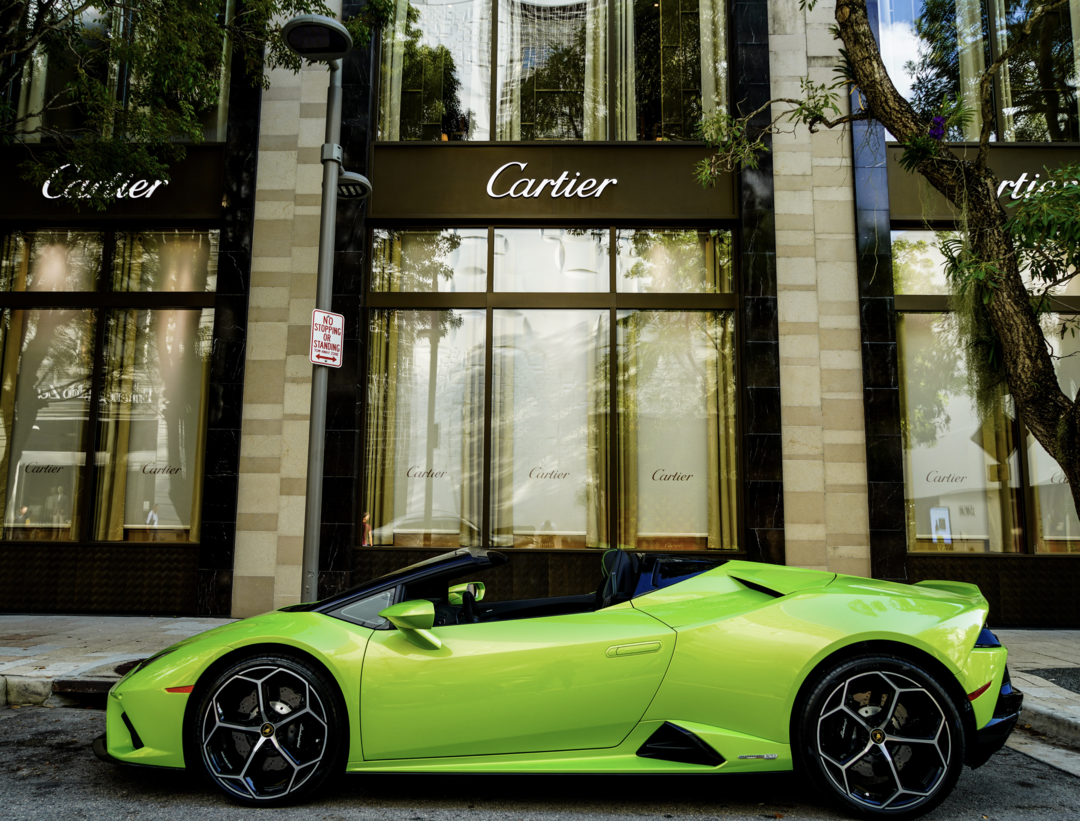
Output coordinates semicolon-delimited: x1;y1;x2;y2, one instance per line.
815;670;952;812
199;664;330;801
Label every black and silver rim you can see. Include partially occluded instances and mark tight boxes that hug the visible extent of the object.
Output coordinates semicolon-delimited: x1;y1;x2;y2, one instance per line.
816;670;952;811
200;664;329;801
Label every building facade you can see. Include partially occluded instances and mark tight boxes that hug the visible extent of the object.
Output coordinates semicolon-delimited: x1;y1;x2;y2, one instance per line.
2;0;1078;626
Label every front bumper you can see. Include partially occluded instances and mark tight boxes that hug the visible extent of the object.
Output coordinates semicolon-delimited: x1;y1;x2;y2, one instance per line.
93;733;120;765
967;666;1023;769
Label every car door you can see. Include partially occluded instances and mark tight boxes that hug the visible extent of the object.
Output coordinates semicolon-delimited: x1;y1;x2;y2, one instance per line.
360;606;675;760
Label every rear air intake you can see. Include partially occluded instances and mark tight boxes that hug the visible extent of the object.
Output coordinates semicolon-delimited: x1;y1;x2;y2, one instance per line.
636;722;725;767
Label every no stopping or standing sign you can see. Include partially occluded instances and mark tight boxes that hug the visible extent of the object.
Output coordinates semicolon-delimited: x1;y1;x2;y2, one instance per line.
310;309;344;368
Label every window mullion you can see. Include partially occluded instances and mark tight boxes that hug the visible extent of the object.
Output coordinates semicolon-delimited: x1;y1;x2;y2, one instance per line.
80;233;114;542
1015;411;1037;553
490;0;499;140
482;226;495;545
608;227;618;548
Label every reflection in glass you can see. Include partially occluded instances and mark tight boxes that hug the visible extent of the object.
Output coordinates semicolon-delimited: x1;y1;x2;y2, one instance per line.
879;0;1080;142
893;229;1080;297
617;311;736;550
626;0;726;141
995;0;1080;141
93;309;214;542
892;230;952;296
880;0;992;140
379;0;492;140
495;0;727;141
494;228;609;292
1;231;103;292
899;313;1023;552
1027;313;1080;552
13;4;232;143
366;310;486;547
112;231;219;293
490;310;608;548
497;0;603;140
372;229;488;292
0;310;96;540
616;229;732;293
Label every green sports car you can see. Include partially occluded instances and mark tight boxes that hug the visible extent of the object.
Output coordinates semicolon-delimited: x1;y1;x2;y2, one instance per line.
94;548;1022;819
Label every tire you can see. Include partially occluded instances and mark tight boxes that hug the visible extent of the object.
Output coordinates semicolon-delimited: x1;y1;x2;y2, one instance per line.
794;654;965;820
188;653;347;806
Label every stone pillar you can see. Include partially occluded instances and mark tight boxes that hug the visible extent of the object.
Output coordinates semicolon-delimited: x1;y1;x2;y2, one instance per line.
232;48;339;617
769;0;871;576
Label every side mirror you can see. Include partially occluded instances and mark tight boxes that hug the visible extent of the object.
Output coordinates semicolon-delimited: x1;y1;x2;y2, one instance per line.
448;581;486;605
378;600;442;649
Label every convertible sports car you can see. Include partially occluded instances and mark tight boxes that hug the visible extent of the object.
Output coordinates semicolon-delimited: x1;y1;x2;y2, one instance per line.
94;548;1022;819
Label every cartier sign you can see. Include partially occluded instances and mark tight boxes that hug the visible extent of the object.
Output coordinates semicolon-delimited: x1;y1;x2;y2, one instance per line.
0;145;225;220
42;163;169;201
486;162;618;200
368;143;738;220
887;145;1080;220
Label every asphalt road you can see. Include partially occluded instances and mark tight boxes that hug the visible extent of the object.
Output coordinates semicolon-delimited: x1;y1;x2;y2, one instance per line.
1;705;1078;821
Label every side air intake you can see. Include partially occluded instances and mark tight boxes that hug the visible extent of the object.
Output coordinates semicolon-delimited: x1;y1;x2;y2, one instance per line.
636;722;725;767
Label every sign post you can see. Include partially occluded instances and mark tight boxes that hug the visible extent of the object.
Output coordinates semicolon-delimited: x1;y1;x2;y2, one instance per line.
309;309;344;369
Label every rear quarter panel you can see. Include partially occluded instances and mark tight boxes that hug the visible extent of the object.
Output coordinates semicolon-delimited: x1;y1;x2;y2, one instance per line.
635;571;987;744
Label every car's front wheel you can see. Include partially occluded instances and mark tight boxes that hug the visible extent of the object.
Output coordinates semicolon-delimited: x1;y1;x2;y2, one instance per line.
795;654;965;819
189;653;346;806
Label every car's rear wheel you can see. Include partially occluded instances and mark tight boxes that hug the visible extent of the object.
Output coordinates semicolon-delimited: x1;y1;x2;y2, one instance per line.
190;653;346;806
795;654;965;820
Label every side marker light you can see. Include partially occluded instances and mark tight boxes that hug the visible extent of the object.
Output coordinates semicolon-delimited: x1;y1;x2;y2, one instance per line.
166;685;194;694
968;681;992;701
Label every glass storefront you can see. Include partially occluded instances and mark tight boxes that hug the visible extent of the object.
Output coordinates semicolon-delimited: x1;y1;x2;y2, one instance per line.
10;6;233;143
378;0;728;141
364;226;738;550
879;0;1080;142
0;230;217;543
895;230;1080;554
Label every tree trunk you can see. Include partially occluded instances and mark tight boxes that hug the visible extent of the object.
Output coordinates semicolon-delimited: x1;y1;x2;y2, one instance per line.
834;0;1080;520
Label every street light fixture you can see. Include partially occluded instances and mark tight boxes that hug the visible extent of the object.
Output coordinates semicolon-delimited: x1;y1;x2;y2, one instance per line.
280;14;371;603
281;15;353;60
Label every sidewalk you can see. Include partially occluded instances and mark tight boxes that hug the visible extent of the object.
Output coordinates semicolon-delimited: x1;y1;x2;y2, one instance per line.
0;616;1077;746
996;629;1080;747
0;613;233;707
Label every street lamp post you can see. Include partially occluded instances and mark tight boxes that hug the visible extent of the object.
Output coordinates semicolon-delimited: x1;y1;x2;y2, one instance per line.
281;15;372;603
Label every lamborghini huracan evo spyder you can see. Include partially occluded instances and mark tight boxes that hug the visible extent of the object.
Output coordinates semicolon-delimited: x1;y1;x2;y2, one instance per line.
94;548;1022;818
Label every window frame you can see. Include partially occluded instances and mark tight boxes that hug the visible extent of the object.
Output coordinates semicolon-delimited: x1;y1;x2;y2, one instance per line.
0;224;219;545
361;222;741;553
893;222;1080;554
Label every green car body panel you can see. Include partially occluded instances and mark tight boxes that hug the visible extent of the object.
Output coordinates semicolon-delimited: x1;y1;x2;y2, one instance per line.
101;557;1010;775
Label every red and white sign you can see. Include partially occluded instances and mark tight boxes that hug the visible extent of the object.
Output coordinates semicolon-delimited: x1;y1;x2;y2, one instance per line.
309;309;344;368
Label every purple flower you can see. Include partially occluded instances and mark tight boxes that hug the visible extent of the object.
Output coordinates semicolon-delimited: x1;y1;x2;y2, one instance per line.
929;116;946;141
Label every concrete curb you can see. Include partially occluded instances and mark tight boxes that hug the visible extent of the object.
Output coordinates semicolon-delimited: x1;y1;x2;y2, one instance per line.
0;675;119;708
1020;699;1080;748
2;676;55;707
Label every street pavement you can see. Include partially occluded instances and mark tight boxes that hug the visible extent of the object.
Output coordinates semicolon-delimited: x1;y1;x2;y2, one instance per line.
1;705;1078;821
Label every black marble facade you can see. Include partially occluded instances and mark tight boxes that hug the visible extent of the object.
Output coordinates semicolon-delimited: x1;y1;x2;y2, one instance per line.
198;42;264;613
850;48;908;581
734;0;784;563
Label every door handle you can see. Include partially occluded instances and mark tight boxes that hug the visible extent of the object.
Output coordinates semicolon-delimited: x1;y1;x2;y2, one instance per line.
605;641;662;658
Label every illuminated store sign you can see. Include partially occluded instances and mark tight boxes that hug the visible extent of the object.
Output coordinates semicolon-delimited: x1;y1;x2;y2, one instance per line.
486;161;618;200
41;163;169;201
